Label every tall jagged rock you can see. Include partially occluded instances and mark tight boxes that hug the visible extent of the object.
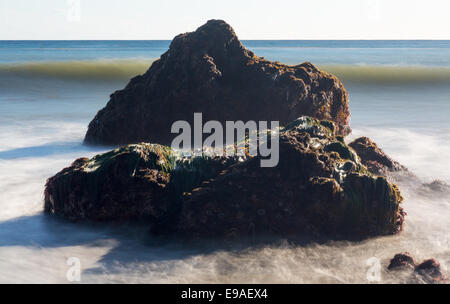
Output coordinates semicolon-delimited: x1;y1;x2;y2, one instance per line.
84;20;350;146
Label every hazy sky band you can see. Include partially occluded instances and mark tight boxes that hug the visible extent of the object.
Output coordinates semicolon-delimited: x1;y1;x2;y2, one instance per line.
1;0;449;40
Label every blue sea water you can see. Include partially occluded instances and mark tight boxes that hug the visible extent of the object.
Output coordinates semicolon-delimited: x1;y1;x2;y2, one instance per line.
2;40;450;65
0;40;449;283
2;40;450;131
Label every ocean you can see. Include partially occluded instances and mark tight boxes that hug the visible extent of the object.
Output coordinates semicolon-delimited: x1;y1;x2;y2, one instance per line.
0;40;449;283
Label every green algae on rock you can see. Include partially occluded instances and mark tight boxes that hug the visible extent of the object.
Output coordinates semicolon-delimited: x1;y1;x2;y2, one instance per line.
349;136;450;202
178;117;405;239
44;143;235;225
348;136;407;176
45;117;405;240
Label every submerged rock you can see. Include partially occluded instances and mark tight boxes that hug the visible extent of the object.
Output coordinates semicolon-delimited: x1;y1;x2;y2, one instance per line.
415;259;447;283
420;180;450;198
178;117;404;239
387;253;447;284
84;20;350;146
388;252;416;270
46;117;404;240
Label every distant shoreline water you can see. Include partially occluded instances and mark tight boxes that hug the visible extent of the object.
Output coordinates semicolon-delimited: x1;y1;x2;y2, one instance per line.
2;40;450;65
2;60;450;85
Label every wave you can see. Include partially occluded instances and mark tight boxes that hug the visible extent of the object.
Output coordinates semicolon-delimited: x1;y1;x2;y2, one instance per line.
0;59;152;82
2;60;450;85
322;64;450;84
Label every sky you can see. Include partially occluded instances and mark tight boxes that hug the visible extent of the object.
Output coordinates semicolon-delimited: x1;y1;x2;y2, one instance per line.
0;0;449;40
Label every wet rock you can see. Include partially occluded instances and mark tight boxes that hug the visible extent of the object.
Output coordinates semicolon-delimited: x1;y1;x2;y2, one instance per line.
388;252;416;270
47;116;405;240
177;117;404;239
84;20;350;146
387;253;448;284
347;136;424;194
348;137;407;176
415;259;447;283
44;143;234;230
349;137;450;199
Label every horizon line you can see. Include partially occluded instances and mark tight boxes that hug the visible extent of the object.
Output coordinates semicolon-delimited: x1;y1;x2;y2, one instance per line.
2;39;450;41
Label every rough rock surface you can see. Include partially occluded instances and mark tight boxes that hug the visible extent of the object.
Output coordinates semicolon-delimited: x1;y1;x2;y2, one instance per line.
414;259;447;283
44;144;234;228
84;20;350;146
388;252;447;284
178;117;404;239
349;137;450;199
388;252;416;270
46;117;404;240
348;137;407;176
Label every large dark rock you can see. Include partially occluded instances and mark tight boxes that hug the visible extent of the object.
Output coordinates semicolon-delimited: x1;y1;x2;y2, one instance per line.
46;117;404;240
177;117;404;239
84;20;350;146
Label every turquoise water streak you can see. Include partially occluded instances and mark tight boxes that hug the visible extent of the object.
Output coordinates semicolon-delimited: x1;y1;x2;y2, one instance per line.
2;40;450;65
0;41;449;283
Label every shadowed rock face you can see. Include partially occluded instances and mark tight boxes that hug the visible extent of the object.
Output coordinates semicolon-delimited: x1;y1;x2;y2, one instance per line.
348;137;407;176
44;144;177;222
84;20;350;146
349;137;450;201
